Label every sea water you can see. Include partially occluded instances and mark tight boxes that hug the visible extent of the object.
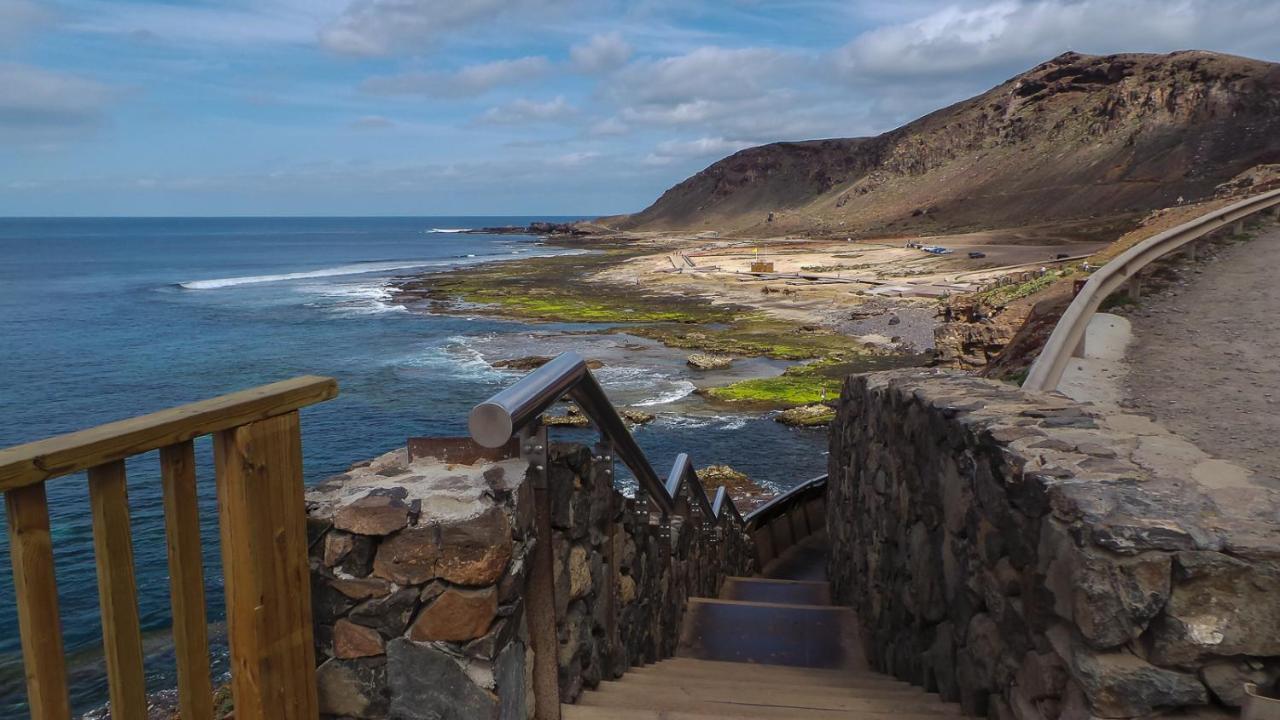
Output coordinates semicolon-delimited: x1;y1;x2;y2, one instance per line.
0;216;825;713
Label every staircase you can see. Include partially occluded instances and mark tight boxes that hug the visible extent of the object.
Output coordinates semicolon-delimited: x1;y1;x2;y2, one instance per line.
565;535;960;719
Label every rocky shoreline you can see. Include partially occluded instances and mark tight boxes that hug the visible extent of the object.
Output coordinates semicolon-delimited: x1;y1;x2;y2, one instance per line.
391;230;931;420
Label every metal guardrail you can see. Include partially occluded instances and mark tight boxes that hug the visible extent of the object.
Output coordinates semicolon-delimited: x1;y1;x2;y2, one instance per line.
744;473;827;528
469;351;742;523
1023;188;1280;392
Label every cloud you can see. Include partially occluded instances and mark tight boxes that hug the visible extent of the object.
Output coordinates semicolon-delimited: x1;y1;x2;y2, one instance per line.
350;115;396;129
836;0;1280;83
479;96;575;124
613;46;801;107
570;32;632;73
362;56;551;96
654;137;757;158
68;1;322;47
588;117;630;136
321;0;570;55
0;0;49;48
0;63;116;140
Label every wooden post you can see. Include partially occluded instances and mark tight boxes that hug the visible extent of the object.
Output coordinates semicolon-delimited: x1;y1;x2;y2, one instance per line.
526;484;562;720
87;460;148;720
5;483;72;720
160;441;215;720
1233;220;1245;236
214;412;318;720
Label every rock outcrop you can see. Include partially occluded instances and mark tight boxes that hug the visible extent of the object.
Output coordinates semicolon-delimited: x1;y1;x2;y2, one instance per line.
613;51;1280;238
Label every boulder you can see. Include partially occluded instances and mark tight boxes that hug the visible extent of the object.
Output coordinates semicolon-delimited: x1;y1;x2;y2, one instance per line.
544;406;591;428
1066;642;1207;716
687;353;733;370
621;409;656;425
408;586;498;642
776;404;836;427
696;465;771;509
1147;552;1280;665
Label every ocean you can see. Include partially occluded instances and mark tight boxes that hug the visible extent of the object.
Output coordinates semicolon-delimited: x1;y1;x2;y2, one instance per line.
0;216;827;714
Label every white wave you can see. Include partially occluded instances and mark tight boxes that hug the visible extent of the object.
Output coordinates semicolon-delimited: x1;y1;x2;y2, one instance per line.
179;260;448;290
428;228;469;233
632;380;696;407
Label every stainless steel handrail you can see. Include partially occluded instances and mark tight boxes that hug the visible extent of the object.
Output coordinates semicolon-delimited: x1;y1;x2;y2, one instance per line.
744;473;827;527
470;351;746;522
1023;188;1280;392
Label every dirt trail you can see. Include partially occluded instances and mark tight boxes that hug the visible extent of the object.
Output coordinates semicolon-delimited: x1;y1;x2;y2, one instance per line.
1122;221;1280;480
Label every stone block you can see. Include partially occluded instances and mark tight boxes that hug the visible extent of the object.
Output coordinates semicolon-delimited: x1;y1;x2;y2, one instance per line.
317;657;388;719
387;639;499;720
335;493;410;536
409;586;498;643
335;618;386;659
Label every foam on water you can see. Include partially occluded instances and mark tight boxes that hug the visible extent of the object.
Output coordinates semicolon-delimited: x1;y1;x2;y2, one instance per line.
178;259;453;289
632;380;697;407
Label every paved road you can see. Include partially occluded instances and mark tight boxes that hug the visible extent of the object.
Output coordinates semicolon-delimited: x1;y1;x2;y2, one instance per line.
1122;220;1280;480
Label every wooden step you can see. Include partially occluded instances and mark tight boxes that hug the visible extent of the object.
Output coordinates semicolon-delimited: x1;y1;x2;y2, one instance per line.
635;659;898;688
575;684;963;716
563;705;964;720
719;577;832;606
618;669;918;694
563;704;961;720
594;679;927;702
677;598;858;669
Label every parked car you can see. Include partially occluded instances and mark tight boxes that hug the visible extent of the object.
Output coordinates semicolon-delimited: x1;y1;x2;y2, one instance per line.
968;251;987;259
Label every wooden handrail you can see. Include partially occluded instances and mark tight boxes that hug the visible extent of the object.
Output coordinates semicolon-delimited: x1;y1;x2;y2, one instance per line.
0;375;338;490
1023;188;1280;392
2;377;337;720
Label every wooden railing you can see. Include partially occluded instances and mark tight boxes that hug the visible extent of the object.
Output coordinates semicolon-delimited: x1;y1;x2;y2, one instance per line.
0;377;338;720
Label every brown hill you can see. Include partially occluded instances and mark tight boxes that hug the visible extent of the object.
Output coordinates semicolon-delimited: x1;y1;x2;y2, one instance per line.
612;51;1280;238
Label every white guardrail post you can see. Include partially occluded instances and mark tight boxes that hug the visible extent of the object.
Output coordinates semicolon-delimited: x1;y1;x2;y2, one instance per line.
1022;188;1280;393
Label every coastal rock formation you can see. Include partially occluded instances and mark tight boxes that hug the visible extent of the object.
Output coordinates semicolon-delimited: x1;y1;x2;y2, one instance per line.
494;356;605;371
306;444;753;718
613;51;1280;238
696;465;771;511
826;368;1280;717
775;403;835;427
620;409;656;425
686;353;734;370
543;406;590;427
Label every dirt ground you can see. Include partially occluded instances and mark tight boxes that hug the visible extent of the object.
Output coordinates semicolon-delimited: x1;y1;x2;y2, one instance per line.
590;227;1109;353
1122;219;1280;480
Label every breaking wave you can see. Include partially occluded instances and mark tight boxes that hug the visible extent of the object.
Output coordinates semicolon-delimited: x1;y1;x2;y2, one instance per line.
178;260;448;290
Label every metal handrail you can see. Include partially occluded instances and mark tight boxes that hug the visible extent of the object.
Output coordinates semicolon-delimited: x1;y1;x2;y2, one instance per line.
469;351;744;522
744;473;827;527
1023;188;1280;392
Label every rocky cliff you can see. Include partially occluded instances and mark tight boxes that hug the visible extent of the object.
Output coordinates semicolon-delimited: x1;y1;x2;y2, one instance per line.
615;51;1280;237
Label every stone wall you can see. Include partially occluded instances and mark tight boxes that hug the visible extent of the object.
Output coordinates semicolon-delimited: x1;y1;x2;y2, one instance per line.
306;442;752;719
826;368;1280;719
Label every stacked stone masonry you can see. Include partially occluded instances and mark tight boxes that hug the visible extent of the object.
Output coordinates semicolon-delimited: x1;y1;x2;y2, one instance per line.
306;442;752;719
827;368;1280;719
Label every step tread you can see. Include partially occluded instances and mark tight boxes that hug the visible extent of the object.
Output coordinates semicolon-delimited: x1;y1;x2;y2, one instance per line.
564;704;959;720
649;657;876;679
720;577;833;606
616;671;917;693
726;576;830;586
576;689;962;715
688;597;848;611
595;679;926;701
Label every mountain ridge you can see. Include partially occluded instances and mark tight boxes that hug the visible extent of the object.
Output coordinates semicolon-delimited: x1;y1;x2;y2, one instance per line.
609;50;1280;238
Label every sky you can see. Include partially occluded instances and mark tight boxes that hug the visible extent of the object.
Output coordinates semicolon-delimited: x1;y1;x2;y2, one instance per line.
2;0;1279;217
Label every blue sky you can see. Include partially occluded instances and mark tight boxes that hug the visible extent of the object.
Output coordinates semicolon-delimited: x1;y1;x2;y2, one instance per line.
2;0;1278;216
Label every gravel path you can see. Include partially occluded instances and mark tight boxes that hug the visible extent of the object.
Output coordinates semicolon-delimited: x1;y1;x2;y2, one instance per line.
1122;219;1280;480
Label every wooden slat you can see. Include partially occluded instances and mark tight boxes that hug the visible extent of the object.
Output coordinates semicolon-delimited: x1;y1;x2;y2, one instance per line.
0;376;338;491
159;441;214;720
87;460;148;719
5;483;72;720
214;412;318;720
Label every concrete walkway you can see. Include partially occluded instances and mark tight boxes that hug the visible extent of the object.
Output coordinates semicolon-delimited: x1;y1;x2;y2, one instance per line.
1120;220;1280;482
